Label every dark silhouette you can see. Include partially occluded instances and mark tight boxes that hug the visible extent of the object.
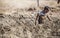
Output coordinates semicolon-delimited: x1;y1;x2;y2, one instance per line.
35;6;52;25
57;0;60;4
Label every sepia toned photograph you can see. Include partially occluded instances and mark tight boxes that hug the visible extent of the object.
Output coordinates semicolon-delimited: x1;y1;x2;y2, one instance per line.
0;0;60;38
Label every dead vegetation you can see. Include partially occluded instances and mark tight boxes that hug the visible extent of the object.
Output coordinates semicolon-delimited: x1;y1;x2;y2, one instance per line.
0;0;60;38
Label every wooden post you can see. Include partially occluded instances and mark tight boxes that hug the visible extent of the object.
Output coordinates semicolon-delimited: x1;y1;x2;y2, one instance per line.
37;0;40;11
37;0;39;7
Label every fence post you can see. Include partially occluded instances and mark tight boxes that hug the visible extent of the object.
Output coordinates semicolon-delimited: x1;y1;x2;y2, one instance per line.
37;0;39;7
